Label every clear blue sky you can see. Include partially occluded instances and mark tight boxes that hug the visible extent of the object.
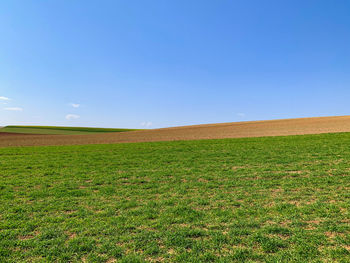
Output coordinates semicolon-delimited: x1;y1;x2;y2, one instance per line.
1;1;350;128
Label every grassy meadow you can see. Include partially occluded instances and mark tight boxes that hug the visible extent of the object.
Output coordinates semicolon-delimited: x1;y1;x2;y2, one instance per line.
0;126;139;135
1;133;350;262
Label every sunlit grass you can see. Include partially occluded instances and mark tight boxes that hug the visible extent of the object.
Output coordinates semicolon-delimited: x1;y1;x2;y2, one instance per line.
1;133;350;262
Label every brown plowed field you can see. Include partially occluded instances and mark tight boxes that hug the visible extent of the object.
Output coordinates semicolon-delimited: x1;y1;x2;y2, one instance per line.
2;115;350;147
0;132;40;136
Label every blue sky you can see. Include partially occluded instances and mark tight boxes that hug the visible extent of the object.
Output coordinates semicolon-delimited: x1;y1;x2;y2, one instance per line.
1;1;350;128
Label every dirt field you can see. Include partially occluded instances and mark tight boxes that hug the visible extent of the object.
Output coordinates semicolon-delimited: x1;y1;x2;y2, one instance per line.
0;132;39;136
2;115;350;147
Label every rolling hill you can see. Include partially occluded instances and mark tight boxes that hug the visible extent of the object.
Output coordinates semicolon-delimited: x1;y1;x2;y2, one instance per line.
0;125;139;135
1;115;350;147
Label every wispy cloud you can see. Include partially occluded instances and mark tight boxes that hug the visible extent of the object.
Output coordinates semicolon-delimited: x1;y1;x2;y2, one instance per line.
4;107;23;111
237;113;246;118
0;96;10;101
65;114;80;120
141;121;152;128
70;103;80;108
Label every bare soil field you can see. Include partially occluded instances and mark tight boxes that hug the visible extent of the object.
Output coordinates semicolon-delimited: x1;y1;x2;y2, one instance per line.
2;115;350;147
0;132;40;137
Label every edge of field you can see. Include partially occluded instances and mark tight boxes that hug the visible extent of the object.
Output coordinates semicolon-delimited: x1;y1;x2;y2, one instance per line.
0;126;141;135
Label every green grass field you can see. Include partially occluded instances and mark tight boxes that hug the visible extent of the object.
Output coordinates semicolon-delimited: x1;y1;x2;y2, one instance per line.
1;133;350;262
0;126;139;135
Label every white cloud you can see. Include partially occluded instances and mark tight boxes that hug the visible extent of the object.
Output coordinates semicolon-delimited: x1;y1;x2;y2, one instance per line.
237;113;246;117
0;96;10;101
141;121;152;128
70;103;80;108
65;114;80;120
4;107;23;111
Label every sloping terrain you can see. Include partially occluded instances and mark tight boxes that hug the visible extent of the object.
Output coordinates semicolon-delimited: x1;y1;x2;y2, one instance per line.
0;126;138;135
2;115;350;147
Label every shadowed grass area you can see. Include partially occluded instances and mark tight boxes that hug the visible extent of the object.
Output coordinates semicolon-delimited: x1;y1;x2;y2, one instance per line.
1;133;350;262
0;126;140;135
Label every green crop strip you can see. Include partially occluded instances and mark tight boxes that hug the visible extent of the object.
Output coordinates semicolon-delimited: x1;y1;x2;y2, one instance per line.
0;126;139;135
1;133;350;262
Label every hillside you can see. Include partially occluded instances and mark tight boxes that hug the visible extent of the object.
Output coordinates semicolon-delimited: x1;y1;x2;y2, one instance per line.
1;115;350;147
0;126;139;135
